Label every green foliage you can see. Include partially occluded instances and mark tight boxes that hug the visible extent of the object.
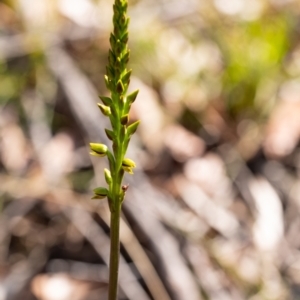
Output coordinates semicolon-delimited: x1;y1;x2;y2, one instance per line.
220;14;291;118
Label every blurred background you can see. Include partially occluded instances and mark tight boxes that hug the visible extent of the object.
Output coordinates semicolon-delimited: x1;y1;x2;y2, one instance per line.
1;0;300;299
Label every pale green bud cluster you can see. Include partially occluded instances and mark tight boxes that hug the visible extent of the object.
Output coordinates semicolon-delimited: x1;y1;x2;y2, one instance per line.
90;0;139;204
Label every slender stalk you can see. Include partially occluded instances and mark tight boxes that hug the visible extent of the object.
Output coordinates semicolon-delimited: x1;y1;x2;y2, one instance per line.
108;201;121;300
108;149;123;299
89;0;140;299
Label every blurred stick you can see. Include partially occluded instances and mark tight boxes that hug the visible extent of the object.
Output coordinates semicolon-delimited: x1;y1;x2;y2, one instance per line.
173;176;239;239
218;146;257;214
0;197;39;263
126;185;201;300
1;246;47;299
185;243;244;300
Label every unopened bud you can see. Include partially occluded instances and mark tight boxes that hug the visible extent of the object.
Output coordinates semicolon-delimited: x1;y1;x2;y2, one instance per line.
122;166;134;174
127;120;140;136
122;158;136;174
92;187;109;199
116;80;124;94
98;103;111;116
99;95;112;106
104;75;111;89
126;90;138;104
104;168;112;185
122;69;131;85
122;158;136;168
120;114;129;125
90;143;108;157
105;128;115;141
121;51;130;65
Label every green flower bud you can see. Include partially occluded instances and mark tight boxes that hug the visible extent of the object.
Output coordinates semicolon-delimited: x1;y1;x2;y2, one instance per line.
116;80;124;94
122;1;128;11
121;51;130;65
114;26;120;37
120;114;129;125
122;158;136;168
120;15;126;26
110;33;117;48
106;66;114;78
105;128;115;141
90;143;108;157
104;75;111;90
121;32;128;43
91;195;105;200
122;157;136;173
115;40;123;56
99;95;112;106
127;120;140;136
104;168;112;185
126;90;138;104
122;166;134;174
108;49;116;65
92;187;109;199
122;69;131;85
98;103;111;116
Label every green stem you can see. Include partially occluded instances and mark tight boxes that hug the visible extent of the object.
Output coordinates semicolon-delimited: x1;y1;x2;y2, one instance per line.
108;197;121;300
108;118;123;299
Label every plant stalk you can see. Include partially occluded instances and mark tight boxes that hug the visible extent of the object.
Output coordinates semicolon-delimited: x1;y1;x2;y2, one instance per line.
89;0;139;299
108;199;121;300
